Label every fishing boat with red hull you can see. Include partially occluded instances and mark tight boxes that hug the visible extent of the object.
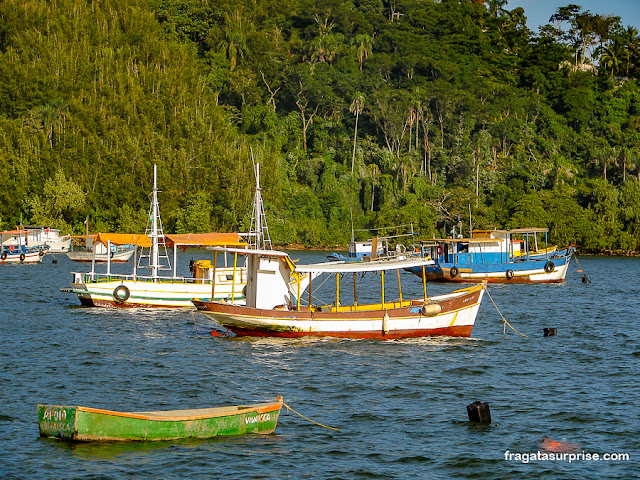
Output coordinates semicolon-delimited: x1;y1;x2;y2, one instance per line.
193;248;485;339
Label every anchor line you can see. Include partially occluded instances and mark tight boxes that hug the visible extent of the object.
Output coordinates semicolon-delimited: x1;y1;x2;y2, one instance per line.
573;252;591;283
282;402;340;431
482;286;528;338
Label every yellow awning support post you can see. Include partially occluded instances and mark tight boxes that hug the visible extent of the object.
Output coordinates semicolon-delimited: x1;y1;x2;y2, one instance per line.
422;265;427;302
308;273;313;308
353;272;358;308
381;270;385;309
336;273;340;310
397;269;403;306
296;273;301;310
211;250;218;300
231;252;238;303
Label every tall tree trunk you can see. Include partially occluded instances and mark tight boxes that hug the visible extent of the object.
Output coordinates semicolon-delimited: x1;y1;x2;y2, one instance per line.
351;111;359;174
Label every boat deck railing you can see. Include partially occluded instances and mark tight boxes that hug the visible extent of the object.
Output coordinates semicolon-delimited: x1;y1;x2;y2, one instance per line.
77;271;244;285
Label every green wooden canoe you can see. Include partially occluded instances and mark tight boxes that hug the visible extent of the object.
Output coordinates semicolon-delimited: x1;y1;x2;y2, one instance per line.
38;397;283;442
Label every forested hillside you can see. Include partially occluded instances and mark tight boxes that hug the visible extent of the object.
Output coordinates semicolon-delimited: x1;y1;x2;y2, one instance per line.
1;0;640;252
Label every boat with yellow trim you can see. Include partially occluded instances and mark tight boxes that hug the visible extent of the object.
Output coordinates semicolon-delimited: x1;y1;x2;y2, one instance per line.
193;247;485;339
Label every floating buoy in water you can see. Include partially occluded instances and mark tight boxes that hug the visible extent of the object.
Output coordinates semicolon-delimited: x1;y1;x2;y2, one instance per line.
543;328;557;337
539;437;579;453
577;269;583;272
467;401;491;424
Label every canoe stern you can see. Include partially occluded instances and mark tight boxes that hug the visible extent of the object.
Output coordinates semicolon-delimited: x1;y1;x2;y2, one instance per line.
38;405;78;440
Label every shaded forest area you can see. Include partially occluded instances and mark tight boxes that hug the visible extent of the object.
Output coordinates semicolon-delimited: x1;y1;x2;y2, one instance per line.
1;0;640;252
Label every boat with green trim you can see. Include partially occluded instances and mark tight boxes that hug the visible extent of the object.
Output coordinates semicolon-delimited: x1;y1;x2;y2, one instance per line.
38;397;283;441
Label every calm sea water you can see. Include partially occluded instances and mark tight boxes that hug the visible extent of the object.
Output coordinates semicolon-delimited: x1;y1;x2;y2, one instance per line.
0;252;637;479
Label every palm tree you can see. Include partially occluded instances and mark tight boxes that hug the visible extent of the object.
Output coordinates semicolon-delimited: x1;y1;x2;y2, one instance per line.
218;11;247;71
601;43;623;76
622;26;639;76
353;34;373;70
349;93;365;174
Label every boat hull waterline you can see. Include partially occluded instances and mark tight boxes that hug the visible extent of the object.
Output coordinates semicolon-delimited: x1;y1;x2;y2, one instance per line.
414;254;572;284
66;276;246;308
193;284;484;339
66;249;135;263
38;399;283;442
0;250;44;264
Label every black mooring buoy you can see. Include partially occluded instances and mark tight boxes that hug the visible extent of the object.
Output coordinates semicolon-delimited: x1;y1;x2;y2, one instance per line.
543;327;557;337
467;401;491;424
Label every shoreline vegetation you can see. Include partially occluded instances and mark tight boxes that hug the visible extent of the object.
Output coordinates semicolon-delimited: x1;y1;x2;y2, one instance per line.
2;0;640;254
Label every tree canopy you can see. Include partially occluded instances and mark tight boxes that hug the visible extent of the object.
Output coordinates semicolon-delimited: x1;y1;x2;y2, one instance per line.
1;0;639;253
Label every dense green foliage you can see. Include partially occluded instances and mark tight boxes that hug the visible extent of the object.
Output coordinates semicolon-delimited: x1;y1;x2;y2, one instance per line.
1;0;640;252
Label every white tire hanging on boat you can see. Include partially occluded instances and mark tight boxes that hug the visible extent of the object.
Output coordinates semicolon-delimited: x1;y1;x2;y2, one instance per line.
113;285;130;304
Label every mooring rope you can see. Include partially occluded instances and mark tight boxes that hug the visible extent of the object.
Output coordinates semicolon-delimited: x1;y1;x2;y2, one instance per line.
573;252;591;283
482;285;528;338
282;402;340;431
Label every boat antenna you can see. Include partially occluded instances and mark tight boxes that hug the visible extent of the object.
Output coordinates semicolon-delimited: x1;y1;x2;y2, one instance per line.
468;204;473;238
249;149;272;250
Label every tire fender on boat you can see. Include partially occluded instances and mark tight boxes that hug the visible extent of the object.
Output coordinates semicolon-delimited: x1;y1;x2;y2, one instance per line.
506;269;514;280
19;253;25;262
39;248;45;257
544;261;555;273
436;245;443;255
0;252;6;260
450;265;459;278
113;285;130;304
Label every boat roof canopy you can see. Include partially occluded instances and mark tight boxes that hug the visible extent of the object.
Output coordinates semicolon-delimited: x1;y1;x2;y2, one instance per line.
0;229;28;235
421;238;504;243
93;232;246;248
210;246;288;257
294;257;433;274
94;233;153;247
165;232;246;247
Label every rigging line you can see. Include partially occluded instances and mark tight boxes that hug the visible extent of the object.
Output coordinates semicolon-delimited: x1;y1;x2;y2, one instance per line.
191;310;203;337
482;285;528;338
282;402;340;431
306;272;333;295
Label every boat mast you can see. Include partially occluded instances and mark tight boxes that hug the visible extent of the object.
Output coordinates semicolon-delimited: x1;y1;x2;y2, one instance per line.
249;152;272;250
151;164;160;277
142;163;170;278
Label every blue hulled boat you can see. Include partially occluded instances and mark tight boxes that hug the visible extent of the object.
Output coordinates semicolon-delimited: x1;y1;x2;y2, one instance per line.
406;228;575;283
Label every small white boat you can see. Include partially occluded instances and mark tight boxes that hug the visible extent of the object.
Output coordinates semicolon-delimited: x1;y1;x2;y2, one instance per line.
0;229;48;264
66;235;135;263
15;226;72;253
